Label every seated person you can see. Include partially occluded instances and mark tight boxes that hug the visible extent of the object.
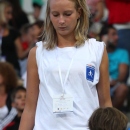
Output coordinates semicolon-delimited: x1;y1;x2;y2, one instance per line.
88;107;128;130
3;87;26;130
100;24;129;109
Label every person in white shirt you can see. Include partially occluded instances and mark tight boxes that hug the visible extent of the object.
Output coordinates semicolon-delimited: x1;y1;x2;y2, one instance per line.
19;0;112;130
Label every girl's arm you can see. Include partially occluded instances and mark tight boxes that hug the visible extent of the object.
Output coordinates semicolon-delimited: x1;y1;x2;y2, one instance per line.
19;47;39;130
96;47;112;107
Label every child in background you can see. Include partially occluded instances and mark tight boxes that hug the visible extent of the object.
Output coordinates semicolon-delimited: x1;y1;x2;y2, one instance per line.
88;107;128;130
3;87;26;130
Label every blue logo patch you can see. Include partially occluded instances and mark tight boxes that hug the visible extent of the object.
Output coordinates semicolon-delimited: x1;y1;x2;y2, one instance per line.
86;65;95;82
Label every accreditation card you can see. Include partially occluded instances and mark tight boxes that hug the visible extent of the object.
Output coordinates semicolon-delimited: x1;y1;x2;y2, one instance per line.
53;94;73;113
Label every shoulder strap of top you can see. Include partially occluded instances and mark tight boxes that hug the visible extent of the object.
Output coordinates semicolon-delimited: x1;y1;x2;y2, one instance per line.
36;41;43;67
88;38;105;66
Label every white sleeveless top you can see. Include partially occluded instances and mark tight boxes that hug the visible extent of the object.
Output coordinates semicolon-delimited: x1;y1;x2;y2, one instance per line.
33;38;105;130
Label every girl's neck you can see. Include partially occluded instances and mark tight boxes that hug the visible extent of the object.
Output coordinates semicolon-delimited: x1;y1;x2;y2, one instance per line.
57;33;76;48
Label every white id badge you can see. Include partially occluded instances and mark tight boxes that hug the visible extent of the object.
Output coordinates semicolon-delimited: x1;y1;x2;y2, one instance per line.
53;94;73;113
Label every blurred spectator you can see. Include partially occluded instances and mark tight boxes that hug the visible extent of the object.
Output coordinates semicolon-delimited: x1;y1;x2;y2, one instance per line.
0;62;18;130
100;24;129;109
7;0;29;30
19;23;34;76
3;87;26;130
0;1;33;77
105;0;130;54
0;0;13;23
21;20;44;88
89;107;128;130
32;2;42;20
31;20;44;42
87;0;104;22
20;24;33;51
39;0;47;21
0;0;21;76
87;0;104;39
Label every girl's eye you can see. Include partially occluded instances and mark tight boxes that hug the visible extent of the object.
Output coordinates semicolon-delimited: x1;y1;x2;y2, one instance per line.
53;14;59;17
65;13;71;16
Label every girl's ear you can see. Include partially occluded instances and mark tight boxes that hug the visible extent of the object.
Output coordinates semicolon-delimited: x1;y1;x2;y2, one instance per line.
77;8;81;19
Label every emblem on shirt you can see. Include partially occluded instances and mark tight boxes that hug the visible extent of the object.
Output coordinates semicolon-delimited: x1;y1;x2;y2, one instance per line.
86;65;95;82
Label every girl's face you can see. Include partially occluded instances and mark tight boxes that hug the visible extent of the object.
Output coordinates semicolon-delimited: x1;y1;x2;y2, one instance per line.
50;0;80;37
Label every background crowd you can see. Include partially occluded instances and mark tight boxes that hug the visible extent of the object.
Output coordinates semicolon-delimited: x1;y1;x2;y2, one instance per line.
0;0;130;129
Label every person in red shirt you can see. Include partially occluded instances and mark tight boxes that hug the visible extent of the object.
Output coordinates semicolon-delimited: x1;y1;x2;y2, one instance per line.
105;0;130;54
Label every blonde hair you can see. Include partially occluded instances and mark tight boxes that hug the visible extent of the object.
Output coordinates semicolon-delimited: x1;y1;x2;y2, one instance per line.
0;1;11;26
42;0;90;50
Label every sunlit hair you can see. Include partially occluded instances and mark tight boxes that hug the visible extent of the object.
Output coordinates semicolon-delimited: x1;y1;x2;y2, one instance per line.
0;1;12;26
42;0;90;50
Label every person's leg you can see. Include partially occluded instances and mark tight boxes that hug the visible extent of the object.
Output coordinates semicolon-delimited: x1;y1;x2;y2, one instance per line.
112;84;128;109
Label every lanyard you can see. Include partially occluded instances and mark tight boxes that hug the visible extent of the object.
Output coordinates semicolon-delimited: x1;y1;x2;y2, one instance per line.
42;47;77;97
56;47;77;95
